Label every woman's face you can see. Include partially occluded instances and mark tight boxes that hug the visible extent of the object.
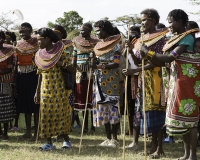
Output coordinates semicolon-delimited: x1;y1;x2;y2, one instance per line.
167;16;180;34
19;29;31;40
95;27;107;39
80;26;90;38
141;14;155;33
37;36;50;49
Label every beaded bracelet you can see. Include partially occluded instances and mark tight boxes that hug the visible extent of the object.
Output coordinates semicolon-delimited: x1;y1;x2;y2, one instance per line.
147;50;155;58
170;51;178;59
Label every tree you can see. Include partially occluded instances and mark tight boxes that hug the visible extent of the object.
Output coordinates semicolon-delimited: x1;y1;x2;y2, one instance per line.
187;0;200;20
0;11;14;31
112;14;141;32
47;11;83;33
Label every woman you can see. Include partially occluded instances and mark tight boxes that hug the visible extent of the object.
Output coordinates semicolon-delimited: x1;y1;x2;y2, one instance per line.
34;28;72;150
139;9;199;160
0;31;16;141
123;9;168;158
124;26;141;150
72;23;99;134
53;24;75;141
15;22;39;139
92;20;121;147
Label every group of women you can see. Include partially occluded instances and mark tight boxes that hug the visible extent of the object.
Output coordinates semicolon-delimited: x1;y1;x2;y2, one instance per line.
0;8;199;160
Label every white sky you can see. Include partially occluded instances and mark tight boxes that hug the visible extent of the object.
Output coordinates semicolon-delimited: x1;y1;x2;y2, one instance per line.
1;0;200;31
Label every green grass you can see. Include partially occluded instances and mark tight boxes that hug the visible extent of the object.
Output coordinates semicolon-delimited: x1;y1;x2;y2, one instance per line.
0;114;200;160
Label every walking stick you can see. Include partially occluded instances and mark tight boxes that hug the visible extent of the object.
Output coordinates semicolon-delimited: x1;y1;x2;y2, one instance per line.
123;24;130;160
141;34;147;160
78;55;93;154
36;106;41;144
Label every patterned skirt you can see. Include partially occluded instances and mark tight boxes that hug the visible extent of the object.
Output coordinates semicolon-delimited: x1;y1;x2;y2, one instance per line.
93;103;120;127
140;110;166;134
0;94;16;123
16;71;39;114
74;72;93;110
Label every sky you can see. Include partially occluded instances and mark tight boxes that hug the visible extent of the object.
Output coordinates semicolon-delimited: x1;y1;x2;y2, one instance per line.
0;0;200;32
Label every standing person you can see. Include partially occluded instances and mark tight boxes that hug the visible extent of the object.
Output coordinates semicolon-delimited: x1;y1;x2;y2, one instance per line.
72;23;99;134
34;27;72;150
15;22;39;139
92;20;121;147
0;31;16;141
139;9;200;160
4;31;18;131
125;26;141;150
123;9;168;158
53;24;75;140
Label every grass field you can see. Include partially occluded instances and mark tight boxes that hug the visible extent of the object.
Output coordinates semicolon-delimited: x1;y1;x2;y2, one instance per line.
0;114;200;160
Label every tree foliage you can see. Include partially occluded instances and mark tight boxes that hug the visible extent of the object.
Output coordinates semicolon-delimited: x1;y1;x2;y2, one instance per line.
112;14;141;32
0;11;14;31
47;11;83;33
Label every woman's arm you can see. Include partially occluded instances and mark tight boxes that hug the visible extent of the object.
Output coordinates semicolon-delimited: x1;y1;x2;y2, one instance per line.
34;74;42;104
122;63;155;76
140;44;188;64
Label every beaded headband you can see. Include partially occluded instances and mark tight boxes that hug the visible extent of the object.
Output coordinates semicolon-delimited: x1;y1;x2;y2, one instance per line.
82;25;92;31
54;30;62;34
20;26;31;31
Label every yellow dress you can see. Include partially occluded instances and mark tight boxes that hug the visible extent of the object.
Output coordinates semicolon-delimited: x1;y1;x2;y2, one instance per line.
37;50;71;138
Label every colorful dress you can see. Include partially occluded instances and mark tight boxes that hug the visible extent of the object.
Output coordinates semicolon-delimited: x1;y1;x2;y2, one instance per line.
0;44;16;123
15;37;39;114
62;39;74;107
72;35;99;111
162;29;200;136
134;28;168;134
93;35;121;127
34;41;71;138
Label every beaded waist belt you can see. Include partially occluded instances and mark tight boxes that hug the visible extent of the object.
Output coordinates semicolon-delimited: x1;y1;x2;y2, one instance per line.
77;63;90;72
18;64;36;73
0;73;13;82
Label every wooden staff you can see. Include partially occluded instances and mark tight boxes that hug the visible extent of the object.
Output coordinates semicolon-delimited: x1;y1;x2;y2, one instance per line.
78;56;93;154
123;24;130;160
141;34;147;160
36;105;41;143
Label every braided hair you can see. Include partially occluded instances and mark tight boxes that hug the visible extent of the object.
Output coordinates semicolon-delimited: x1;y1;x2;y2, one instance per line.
187;21;199;29
82;23;93;31
21;22;33;32
0;31;6;40
168;9;188;26
36;27;59;43
140;8;160;25
53;24;67;39
5;31;16;42
94;20;115;36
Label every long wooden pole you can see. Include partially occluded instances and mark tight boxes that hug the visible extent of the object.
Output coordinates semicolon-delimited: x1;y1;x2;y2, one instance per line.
78;68;92;154
141;34;147;160
123;24;130;160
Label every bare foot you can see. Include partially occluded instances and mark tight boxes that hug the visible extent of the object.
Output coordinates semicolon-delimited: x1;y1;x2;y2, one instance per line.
177;156;189;160
149;151;166;159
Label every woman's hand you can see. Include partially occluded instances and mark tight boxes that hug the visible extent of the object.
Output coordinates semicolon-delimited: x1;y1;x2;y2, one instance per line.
125;40;134;52
34;91;40;104
122;69;137;76
140;44;149;59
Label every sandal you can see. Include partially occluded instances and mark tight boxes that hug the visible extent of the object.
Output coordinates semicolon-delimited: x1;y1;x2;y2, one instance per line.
62;141;71;149
39;143;56;151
